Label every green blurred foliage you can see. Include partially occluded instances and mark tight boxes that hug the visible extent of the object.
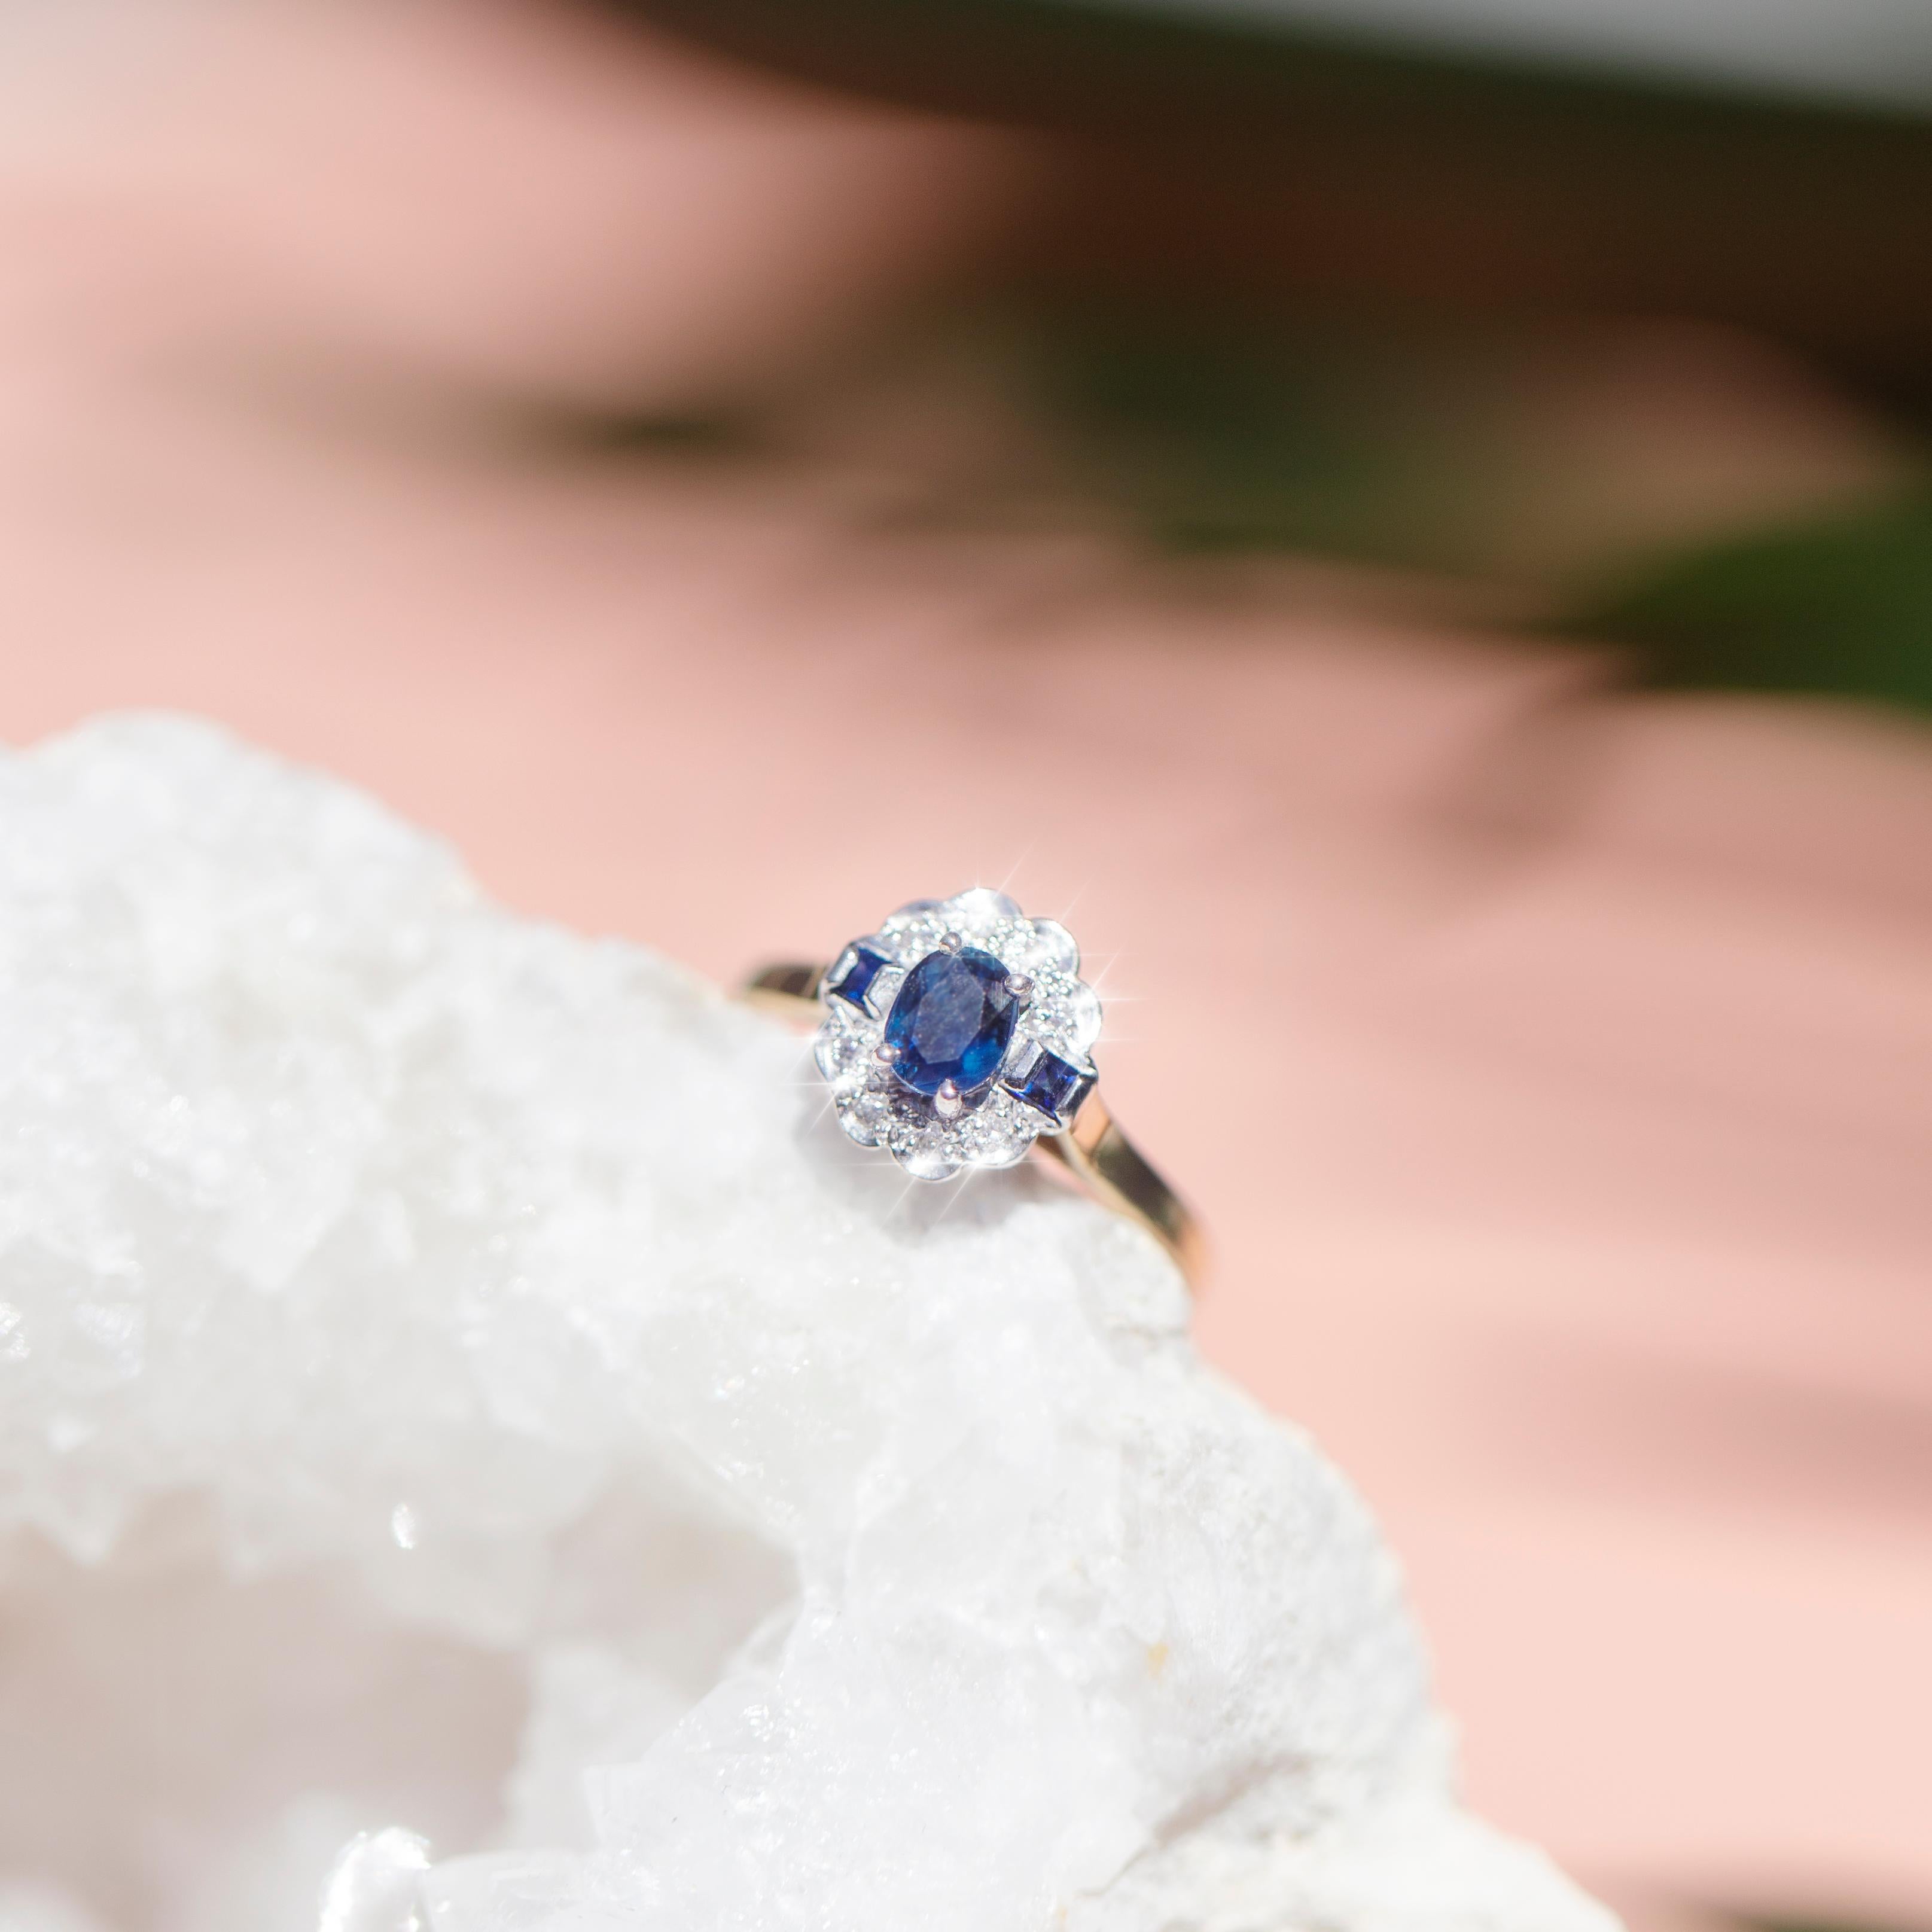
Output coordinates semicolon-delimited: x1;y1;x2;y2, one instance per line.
548;303;1932;718
1019;313;1505;566
1563;492;1932;712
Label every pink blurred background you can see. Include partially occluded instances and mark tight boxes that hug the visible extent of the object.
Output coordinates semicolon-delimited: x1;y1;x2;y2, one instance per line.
1;3;1928;1928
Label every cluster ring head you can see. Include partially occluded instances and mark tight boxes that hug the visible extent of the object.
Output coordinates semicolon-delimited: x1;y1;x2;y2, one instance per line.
813;888;1102;1181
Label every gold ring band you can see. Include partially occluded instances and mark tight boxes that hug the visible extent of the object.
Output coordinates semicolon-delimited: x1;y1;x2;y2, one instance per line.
744;961;1205;1291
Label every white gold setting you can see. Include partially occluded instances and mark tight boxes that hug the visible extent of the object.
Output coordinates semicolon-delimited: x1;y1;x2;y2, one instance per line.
813;888;1101;1182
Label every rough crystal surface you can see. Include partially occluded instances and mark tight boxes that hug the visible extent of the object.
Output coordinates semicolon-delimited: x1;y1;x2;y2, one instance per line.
0;716;1615;1932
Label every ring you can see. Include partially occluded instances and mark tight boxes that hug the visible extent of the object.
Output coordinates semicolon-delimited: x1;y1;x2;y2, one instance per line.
743;887;1204;1289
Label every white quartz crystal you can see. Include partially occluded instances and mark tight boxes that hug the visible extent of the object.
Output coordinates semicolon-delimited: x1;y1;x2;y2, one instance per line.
0;715;1614;1932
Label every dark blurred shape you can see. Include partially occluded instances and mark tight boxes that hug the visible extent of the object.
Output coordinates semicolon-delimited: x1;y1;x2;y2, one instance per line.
1016;307;1477;563
546;297;1925;708
601;0;1932;387
1751;1919;1932;1932
1567;492;1932;712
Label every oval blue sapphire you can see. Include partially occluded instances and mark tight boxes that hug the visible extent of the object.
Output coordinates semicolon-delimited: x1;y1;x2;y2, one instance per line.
882;946;1017;1099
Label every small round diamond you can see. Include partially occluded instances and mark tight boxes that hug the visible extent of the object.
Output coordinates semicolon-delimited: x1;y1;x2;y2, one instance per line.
1028;919;1080;974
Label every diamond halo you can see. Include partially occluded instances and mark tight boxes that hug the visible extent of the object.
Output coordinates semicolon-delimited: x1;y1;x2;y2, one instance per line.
814;889;1101;1181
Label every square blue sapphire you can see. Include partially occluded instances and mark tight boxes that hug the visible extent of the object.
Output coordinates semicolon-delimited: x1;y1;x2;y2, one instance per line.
827;944;892;1014
1003;1046;1096;1125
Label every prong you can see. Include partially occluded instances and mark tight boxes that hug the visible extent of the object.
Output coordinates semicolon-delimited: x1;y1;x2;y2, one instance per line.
873;1041;898;1065
1004;973;1032;1001
934;1079;964;1120
939;931;964;953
